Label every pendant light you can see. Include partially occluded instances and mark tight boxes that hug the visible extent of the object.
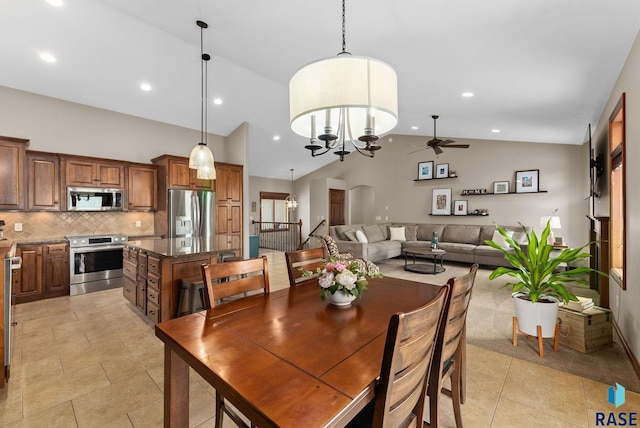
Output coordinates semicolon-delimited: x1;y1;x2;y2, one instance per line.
188;20;216;180
289;0;398;161
285;169;298;211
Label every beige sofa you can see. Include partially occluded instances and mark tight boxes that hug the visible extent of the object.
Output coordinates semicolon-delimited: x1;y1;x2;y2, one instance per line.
328;222;529;268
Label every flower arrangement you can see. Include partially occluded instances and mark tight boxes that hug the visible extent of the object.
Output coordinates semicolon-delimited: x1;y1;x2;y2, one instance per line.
304;257;382;301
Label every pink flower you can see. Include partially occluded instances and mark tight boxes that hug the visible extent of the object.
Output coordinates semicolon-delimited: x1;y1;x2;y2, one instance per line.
318;272;335;288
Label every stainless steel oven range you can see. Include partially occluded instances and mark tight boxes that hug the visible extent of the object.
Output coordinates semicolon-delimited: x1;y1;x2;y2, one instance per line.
66;233;127;295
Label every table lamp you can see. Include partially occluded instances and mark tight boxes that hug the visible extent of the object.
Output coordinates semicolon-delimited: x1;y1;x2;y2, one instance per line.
540;216;562;245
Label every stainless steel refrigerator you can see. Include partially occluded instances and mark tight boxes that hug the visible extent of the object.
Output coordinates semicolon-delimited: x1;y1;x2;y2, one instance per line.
168;190;216;238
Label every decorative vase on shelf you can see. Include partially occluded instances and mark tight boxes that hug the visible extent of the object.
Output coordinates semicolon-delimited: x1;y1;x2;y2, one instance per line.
325;290;357;307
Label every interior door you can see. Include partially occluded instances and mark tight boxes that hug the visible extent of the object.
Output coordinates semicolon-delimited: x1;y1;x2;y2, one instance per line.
329;189;345;226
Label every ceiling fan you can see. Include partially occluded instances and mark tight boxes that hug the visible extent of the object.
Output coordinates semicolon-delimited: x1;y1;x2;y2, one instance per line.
409;115;470;155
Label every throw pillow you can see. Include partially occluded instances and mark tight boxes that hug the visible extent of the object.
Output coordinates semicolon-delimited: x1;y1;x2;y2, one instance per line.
344;230;358;242
355;230;368;243
491;229;514;248
389;226;406;241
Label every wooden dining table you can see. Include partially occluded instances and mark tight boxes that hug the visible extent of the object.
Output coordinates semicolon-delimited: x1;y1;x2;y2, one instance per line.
155;276;444;427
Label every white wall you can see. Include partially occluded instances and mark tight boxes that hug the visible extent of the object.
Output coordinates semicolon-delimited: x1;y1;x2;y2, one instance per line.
0;86;225;164
592;31;640;363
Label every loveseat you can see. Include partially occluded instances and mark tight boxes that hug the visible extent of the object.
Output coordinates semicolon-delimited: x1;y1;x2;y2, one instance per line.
328;222;530;268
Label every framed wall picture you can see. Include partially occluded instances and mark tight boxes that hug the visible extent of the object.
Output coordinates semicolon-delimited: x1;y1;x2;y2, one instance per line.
417;161;434;180
515;169;539;193
453;200;468;215
436;163;449;178
493;180;510;194
431;188;451;215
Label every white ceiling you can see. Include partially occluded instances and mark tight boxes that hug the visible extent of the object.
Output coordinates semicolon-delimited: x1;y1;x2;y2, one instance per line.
1;0;638;180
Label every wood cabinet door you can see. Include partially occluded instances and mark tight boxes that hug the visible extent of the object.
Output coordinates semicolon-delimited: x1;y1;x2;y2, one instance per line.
15;245;43;298
216;205;230;235
0;138;27;210
128;165;158;211
230;204;242;234
215;166;229;202
28;154;60;211
64;160;97;186
226;166;242;202
45;254;69;293
97;163;124;187
167;159;192;189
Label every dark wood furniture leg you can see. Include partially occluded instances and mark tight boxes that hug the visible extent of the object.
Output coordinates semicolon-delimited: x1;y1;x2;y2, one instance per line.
164;345;190;427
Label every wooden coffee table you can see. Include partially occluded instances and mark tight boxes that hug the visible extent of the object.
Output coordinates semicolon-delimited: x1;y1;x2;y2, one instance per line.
404;248;446;274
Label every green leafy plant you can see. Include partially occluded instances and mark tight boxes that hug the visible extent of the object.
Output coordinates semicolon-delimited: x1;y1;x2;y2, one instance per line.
485;220;603;304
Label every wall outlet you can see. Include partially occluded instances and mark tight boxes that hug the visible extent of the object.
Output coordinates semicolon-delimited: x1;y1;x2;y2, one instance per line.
14;223;22;232
135;221;142;228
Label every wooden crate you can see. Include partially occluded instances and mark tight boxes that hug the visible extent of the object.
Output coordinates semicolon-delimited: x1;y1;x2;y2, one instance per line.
557;306;612;353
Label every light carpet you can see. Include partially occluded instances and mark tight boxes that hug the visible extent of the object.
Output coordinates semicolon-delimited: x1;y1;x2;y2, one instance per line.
375;257;640;393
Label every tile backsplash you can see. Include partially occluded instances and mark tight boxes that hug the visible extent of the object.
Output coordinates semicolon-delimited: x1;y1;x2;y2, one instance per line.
0;211;155;240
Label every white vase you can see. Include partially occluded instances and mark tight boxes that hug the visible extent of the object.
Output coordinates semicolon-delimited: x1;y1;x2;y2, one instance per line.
325;290;357;306
513;293;559;337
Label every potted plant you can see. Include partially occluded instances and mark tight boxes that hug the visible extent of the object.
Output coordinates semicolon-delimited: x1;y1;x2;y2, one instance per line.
485;219;601;338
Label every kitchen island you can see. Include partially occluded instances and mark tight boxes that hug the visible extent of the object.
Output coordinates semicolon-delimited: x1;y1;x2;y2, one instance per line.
123;237;238;323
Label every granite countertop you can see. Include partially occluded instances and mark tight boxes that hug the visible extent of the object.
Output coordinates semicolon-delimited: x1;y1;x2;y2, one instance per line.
125;237;238;258
13;237;68;245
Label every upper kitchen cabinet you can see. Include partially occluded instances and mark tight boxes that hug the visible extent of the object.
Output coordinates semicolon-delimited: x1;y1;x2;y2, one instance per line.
0;136;28;210
151;155;213;191
215;162;242;203
27;151;60;211
127;163;158;211
61;156;125;188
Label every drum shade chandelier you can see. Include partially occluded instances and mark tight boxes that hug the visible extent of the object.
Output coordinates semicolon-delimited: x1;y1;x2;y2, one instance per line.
289;0;398;161
188;20;216;179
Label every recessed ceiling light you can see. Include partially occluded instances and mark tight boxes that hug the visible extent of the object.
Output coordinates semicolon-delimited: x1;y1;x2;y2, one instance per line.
491;129;501;133
273;135;280;141
462;92;474;98
39;52;56;63
411;126;418;130
140;83;152;91
47;0;63;6
213;98;223;105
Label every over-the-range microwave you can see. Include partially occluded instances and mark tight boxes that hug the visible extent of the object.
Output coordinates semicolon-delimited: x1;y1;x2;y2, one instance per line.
67;187;124;211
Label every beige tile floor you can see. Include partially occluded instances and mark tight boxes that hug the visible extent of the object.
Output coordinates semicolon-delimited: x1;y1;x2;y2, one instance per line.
1;250;638;427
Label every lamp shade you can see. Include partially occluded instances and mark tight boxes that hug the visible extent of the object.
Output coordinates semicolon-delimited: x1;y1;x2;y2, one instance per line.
196;163;216;180
289;55;398;137
189;143;215;170
540;216;561;229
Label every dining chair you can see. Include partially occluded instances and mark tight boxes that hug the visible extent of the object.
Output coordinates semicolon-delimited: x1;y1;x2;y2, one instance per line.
200;256;271;428
426;263;478;428
347;285;449;428
284;247;326;287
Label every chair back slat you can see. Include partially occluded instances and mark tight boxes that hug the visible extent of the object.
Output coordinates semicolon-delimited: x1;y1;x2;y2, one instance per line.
372;285;449;428
285;247;326;287
201;257;270;308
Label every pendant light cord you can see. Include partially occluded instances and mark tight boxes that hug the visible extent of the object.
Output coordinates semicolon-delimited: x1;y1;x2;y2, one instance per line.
198;21;211;146
339;0;350;56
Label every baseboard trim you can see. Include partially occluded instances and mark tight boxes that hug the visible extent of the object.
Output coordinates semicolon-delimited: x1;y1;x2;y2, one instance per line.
612;318;640;382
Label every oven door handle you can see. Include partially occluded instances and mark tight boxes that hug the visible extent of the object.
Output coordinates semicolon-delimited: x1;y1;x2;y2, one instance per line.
70;244;125;253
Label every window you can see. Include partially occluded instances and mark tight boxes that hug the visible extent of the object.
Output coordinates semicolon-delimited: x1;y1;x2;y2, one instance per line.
609;93;625;289
260;192;289;230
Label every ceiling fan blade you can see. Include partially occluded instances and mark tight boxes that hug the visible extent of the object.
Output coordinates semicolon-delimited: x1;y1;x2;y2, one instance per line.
444;144;470;148
437;139;456;146
407;147;427;154
433;146;443;155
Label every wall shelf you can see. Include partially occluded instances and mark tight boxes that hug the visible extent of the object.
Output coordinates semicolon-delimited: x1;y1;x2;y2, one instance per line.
414;176;458;182
461;191;548;196
429;213;489;216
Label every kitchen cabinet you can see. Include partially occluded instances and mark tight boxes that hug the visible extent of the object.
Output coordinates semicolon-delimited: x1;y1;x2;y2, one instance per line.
27;152;61;211
152;155;213;191
13;244;43;303
14;242;70;304
44;243;69;294
215;163;243;253
127;164;158;211
62;157;125;188
0;136;28;210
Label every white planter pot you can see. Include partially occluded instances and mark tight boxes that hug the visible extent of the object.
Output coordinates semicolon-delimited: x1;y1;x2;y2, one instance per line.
513;293;559;337
325;290;357;307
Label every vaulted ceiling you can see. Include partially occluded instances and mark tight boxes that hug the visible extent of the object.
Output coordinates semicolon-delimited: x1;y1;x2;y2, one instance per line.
1;0;638;179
